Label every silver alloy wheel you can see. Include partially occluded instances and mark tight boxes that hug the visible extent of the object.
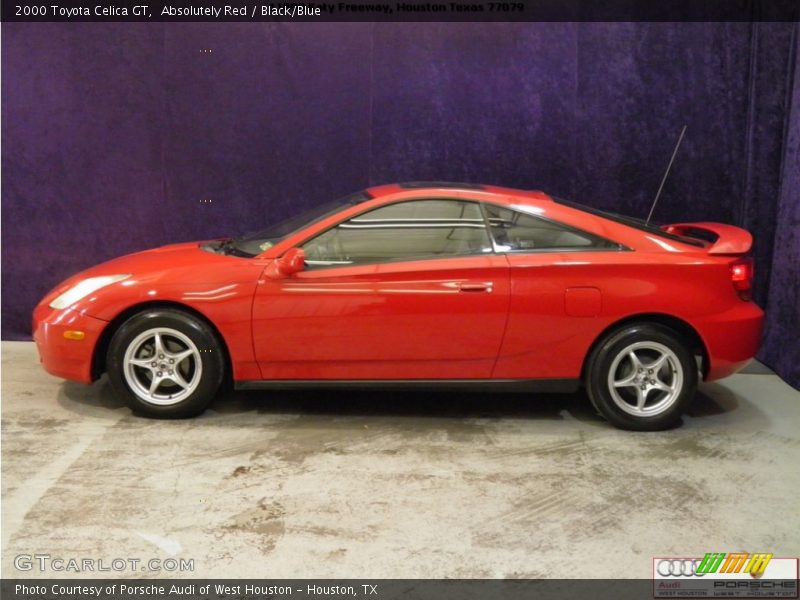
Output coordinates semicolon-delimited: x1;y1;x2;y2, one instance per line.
122;327;202;406
607;341;684;417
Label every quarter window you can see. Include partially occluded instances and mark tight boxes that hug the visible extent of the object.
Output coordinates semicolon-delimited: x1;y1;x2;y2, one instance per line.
302;200;493;267
483;204;619;251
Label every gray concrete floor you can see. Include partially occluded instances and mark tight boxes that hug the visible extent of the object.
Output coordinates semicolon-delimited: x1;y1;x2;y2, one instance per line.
2;340;799;579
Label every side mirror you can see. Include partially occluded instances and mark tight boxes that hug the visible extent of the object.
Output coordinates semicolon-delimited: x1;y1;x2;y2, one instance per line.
276;248;305;275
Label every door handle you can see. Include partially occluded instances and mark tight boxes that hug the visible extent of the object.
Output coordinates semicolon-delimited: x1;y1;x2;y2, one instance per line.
458;282;491;293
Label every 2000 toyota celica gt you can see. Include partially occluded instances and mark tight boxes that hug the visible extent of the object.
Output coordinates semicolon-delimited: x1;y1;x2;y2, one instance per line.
33;182;763;430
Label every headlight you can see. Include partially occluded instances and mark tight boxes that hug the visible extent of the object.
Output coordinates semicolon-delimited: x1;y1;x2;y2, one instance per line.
49;274;131;309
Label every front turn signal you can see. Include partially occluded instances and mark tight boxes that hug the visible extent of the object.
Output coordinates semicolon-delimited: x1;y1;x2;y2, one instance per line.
63;330;86;341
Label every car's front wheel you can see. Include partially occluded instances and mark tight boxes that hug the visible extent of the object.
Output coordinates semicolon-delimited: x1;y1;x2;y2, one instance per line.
585;323;698;430
107;309;225;418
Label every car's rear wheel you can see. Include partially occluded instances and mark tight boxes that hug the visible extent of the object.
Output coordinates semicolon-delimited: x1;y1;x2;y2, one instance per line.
585;323;697;430
107;309;224;418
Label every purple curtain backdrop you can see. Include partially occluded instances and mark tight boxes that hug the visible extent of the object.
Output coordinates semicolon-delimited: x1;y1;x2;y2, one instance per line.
2;23;798;387
760;30;800;390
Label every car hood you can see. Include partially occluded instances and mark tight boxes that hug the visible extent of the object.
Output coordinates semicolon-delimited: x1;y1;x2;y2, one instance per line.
81;240;258;277
42;241;268;307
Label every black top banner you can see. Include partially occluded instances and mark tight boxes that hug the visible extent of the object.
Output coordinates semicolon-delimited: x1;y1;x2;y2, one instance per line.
2;0;799;22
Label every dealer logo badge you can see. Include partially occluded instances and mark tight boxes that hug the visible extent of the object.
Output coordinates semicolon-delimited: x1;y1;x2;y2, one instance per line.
653;554;798;598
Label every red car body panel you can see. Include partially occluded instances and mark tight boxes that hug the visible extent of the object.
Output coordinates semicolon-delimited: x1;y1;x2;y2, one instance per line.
33;185;764;387
33;305;107;382
252;255;510;379
34;242;267;382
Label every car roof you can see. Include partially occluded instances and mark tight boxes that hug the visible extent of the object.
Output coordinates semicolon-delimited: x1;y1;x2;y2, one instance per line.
361;182;707;252
366;182;552;203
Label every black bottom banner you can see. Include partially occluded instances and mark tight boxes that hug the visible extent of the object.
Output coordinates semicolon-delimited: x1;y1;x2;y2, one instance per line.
2;579;799;600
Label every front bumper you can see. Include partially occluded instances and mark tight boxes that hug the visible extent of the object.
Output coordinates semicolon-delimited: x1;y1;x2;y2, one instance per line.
33;304;108;383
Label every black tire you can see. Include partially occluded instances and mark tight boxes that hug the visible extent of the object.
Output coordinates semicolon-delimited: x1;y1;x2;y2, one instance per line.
107;308;225;418
585;323;697;431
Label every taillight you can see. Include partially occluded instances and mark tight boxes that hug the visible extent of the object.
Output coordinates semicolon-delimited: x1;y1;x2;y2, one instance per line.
730;257;754;300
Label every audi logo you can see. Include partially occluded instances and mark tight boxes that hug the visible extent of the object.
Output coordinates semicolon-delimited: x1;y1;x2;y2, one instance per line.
657;559;705;577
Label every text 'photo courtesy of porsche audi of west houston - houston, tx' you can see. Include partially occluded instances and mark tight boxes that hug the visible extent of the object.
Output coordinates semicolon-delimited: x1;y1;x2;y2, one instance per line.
33;182;763;430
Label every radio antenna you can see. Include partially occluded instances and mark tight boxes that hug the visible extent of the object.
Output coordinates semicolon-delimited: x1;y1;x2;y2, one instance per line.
646;125;687;226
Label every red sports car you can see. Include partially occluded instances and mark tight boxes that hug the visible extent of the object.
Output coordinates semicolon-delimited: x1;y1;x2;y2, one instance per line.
33;182;763;430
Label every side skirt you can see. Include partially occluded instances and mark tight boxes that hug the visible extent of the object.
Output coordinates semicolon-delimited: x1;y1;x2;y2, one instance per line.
235;378;581;394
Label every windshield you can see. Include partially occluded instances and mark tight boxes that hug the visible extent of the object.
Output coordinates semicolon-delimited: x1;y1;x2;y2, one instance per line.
217;190;373;257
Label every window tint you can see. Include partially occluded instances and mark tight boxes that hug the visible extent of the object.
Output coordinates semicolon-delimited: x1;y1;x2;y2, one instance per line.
302;200;492;266
484;204;619;251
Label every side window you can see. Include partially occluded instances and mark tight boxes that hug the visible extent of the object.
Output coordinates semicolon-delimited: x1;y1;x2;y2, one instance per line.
302;200;492;267
484;204;619;251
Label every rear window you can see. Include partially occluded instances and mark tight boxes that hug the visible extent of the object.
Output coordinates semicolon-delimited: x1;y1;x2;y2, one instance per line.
483;204;621;251
553;197;705;248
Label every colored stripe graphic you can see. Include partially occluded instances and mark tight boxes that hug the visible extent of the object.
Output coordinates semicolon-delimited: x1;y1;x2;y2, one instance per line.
744;553;773;574
695;552;773;574
720;552;749;573
697;553;726;574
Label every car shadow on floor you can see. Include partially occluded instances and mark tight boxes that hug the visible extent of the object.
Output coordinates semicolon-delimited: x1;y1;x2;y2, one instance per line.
214;386;600;422
57;376;741;428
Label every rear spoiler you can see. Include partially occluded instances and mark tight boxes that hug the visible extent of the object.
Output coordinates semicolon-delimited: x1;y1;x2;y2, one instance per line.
662;222;753;255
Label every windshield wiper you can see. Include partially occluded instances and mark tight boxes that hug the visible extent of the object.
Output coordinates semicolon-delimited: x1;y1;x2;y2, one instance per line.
216;237;257;258
218;238;237;254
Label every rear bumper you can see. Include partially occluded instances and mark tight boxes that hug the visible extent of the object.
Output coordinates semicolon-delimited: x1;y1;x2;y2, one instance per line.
33;304;107;383
700;302;764;381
